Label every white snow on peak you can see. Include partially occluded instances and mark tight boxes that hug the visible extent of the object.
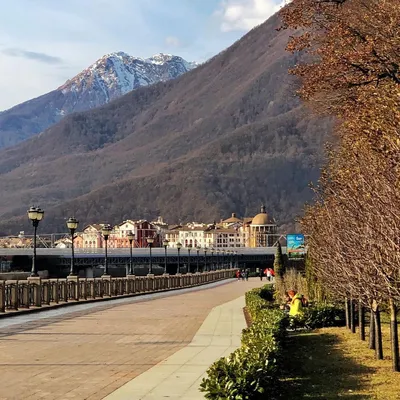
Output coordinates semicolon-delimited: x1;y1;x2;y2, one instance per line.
58;52;197;103
147;53;175;65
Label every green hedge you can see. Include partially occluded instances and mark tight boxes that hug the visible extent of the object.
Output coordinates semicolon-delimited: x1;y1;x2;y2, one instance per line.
290;303;346;330
200;285;287;399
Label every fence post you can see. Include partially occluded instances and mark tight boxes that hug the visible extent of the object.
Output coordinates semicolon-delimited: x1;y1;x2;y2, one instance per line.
81;278;87;300
67;275;79;301
42;280;51;305
88;279;95;298
163;273;169;290
186;273;192;287
51;279;59;303
127;274;136;294
0;281;5;312
28;276;41;307
102;275;111;297
147;274;155;292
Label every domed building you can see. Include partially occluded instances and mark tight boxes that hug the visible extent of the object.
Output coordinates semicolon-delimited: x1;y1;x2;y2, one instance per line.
245;205;277;247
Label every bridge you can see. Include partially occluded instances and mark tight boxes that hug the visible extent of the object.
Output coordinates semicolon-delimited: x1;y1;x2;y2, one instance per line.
0;247;287;276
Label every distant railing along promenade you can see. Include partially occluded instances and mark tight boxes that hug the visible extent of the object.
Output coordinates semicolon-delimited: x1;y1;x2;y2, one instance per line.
0;270;233;315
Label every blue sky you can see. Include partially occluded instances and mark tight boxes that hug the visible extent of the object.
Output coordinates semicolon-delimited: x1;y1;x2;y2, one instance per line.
0;0;285;110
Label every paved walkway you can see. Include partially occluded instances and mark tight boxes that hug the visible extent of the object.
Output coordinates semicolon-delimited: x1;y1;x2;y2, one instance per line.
104;295;247;399
0;279;263;400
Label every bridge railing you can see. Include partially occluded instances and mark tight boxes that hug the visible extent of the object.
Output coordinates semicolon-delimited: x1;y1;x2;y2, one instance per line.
0;270;234;314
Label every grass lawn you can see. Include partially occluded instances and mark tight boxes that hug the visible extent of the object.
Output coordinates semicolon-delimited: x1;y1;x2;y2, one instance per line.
280;325;400;399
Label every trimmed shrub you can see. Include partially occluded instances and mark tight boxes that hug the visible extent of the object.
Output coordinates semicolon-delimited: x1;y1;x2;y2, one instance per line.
289;304;346;330
200;285;287;399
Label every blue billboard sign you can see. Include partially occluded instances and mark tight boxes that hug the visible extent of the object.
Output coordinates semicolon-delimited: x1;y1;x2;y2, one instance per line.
286;234;305;259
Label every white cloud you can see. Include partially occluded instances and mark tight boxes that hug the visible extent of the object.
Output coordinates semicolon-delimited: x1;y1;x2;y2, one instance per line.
165;36;182;47
215;0;287;32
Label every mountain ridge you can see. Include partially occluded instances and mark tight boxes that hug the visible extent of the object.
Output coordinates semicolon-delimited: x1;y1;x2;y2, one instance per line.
0;13;332;234
0;52;197;149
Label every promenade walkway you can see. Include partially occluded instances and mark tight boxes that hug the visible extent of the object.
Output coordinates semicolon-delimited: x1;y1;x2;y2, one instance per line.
104;295;247;399
0;278;263;400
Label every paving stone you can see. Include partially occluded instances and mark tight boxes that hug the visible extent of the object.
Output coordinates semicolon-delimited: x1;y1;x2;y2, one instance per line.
0;279;262;400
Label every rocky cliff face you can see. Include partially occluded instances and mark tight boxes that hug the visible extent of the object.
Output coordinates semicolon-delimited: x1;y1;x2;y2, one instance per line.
0;53;197;149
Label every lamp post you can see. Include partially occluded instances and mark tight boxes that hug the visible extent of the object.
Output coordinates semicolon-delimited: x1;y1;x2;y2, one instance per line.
177;242;182;274
102;224;112;276
235;251;239;269
187;244;192;274
196;246;201;273
211;248;215;270
163;239;169;274
66;217;79;276
27;206;44;277
147;237;155;275
204;247;208;272
216;250;220;270
127;231;135;275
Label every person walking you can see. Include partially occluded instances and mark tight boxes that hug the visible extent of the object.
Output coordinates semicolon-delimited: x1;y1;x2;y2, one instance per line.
245;269;249;281
236;269;241;281
266;268;272;282
259;268;264;281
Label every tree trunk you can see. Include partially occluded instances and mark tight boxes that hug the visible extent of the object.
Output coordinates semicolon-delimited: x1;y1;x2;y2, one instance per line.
350;299;356;333
359;299;365;341
389;298;399;372
373;306;383;360
345;297;350;329
369;307;375;350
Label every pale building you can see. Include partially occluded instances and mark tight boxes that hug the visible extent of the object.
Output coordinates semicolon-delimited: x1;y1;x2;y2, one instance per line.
54;238;72;249
244;205;277;247
151;216;169;238
165;225;208;248
75;224;104;249
165;224;244;249
221;213;242;228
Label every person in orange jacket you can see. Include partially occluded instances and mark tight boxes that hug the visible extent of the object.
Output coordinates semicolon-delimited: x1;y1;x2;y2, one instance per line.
235;269;241;281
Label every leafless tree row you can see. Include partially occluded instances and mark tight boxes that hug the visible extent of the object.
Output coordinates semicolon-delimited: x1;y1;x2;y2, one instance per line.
281;0;400;370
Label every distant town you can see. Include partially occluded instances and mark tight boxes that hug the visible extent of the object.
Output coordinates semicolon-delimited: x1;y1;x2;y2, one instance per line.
0;206;280;249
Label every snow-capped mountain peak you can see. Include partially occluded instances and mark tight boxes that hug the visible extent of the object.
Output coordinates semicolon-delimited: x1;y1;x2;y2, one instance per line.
59;52;197;102
147;53;175;64
0;51;197;150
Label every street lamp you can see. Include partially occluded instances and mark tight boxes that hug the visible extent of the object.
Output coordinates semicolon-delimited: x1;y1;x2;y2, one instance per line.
187;244;192;274
211;248;215;271
204;247;208;272
66;217;79;276
127;231;135;275
235;251;239;269
163;239;169;274
196;246;201;273
27;206;44;277
177;242;182;274
102;224;112;275
216;250;220;270
147;237;155;275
